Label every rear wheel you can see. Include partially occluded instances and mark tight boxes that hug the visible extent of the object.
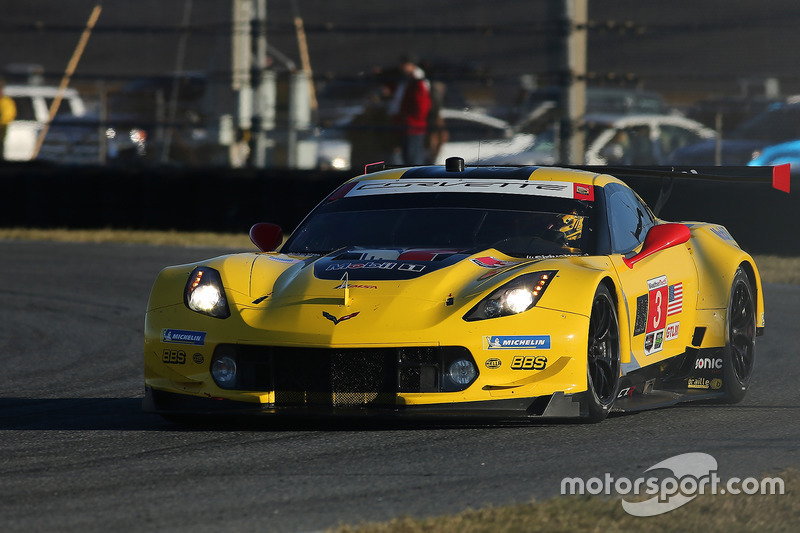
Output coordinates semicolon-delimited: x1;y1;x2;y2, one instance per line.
586;284;621;422
721;268;756;403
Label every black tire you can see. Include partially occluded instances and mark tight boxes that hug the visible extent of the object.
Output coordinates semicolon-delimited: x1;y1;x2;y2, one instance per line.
721;268;756;404
585;284;621;422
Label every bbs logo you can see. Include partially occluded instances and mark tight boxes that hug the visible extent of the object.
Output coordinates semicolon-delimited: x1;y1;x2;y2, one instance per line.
511;355;547;370
162;349;186;365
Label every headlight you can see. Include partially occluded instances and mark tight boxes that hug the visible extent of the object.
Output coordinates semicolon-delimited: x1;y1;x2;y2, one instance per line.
446;358;478;386
463;271;556;321
211;354;238;388
129;128;147;144
330;156;348;170
184;266;230;318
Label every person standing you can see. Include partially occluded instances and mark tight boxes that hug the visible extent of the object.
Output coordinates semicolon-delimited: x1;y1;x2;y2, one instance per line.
0;80;17;161
388;55;431;166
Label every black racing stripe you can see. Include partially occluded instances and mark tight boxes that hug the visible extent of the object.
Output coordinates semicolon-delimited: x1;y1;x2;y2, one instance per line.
400;166;539;180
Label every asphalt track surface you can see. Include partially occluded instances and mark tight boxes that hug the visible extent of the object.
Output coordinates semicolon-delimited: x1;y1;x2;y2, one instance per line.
1;240;797;532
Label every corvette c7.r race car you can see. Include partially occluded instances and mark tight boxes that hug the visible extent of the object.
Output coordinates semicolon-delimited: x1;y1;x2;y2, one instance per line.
143;158;785;423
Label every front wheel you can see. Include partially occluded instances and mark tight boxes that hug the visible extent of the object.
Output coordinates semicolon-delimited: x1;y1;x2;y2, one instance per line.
585;284;621;422
721;268;756;403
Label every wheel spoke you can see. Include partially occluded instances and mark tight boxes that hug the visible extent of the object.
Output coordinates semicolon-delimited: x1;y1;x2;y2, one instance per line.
592;303;611;341
590;361;611;397
591;358;614;395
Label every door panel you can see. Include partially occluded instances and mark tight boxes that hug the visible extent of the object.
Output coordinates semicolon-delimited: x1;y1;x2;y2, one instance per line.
612;246;697;370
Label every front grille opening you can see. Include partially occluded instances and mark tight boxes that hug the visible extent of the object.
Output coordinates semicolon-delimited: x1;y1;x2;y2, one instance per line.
213;345;475;406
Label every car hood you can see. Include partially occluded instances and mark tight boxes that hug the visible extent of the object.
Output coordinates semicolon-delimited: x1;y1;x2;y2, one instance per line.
246;247;543;304
149;246;601;345
226;246;568;340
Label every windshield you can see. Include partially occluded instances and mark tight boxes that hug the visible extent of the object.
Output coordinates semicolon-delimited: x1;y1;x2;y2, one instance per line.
283;187;595;257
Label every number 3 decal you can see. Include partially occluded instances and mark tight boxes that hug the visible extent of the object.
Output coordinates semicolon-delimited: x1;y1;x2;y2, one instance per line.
647;284;667;332
652;290;662;329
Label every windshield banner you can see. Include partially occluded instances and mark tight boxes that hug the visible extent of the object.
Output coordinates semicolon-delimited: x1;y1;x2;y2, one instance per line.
344;179;582;199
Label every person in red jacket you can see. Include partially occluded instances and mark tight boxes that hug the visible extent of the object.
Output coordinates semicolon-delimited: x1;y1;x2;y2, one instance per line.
388;54;432;165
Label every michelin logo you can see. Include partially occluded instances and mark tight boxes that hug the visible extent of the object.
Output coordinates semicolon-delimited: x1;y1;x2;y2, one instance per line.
486;335;551;349
162;329;207;346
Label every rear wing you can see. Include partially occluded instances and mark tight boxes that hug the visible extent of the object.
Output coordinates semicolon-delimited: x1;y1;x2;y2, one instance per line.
564;164;791;216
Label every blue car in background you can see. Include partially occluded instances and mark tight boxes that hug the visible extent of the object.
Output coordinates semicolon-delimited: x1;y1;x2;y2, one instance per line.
670;100;800;166
748;139;800;174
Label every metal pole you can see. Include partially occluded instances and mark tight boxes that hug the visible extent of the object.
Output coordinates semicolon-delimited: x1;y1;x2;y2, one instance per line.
252;0;269;168
550;0;587;165
566;0;587;164
292;0;317;113
232;0;253;166
161;0;193;164
31;4;102;160
97;80;107;164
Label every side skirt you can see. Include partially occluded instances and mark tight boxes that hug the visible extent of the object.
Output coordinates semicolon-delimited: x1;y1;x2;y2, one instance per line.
613;346;727;413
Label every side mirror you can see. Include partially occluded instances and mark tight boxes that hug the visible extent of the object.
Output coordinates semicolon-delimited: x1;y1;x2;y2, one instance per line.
249;222;284;252
623;223;690;269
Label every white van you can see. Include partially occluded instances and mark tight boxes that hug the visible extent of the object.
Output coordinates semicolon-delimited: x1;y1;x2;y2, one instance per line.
3;85;87;161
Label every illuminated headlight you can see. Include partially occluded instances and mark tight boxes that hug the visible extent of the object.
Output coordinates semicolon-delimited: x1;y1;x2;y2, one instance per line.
447;358;477;386
129;128;147;144
184;267;230;318
211;355;237;388
504;287;534;313
330;156;348;170
464;271;556;321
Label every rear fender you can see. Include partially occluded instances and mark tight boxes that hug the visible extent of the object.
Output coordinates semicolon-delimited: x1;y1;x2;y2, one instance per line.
687;224;764;328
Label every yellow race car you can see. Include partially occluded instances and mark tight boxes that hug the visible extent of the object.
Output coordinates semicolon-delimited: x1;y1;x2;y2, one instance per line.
143;158;780;422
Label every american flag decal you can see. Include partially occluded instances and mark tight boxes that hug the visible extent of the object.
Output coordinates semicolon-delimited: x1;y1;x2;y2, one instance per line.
667;283;683;315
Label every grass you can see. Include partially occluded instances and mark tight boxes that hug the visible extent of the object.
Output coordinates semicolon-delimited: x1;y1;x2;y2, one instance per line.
750;255;800;285
0;227;256;249
0;228;798;284
330;469;798;533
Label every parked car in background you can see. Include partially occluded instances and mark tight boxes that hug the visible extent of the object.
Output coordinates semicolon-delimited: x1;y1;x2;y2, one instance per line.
315;108;536;170
102;73;223;165
37;114;104;164
483;113;716;166
3;84;87;161
432;109;535;164
747;139;800;174
36;73;229;166
584;114;717;165
670;100;800;166
684;94;781;135
511;86;670;137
